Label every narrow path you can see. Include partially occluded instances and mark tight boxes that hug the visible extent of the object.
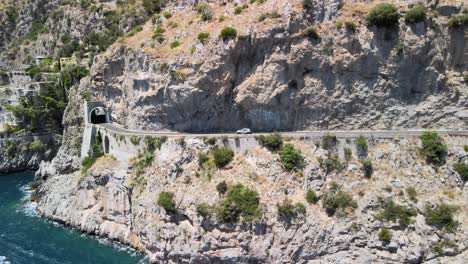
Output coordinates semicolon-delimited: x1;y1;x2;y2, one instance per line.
97;123;468;138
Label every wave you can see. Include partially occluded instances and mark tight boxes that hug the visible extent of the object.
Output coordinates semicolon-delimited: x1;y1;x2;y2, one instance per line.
0;256;11;264
17;183;38;217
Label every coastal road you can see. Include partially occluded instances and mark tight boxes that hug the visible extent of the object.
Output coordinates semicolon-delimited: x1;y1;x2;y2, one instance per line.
97;123;468;139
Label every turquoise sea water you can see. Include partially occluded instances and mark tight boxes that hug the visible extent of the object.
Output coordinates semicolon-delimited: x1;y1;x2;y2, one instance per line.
0;171;146;264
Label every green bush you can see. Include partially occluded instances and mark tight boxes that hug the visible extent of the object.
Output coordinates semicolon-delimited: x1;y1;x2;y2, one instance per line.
336;21;343;29
305;189;319;204
255;132;283;151
322;187;357;216
448;13;468;28
318;154;343;174
345;21;357;31
220;27;238;41
361;158;373;178
300;27;321;41
432;240;458;256
130;136;141;145
420;131;447;164
142;0;166;15
216;180;228;195
153;24;165;43
464;76;468;84
355;135;368;157
29;140;44;151
198;152;209;166
158;192;176;214
406;186;418;202
127;25;143;37
277;199;306;218
196;202;213;218
212;146;234;168
425;203;458;232
82;156;98;174
205;137;217;145
162;11;172;19
453;163;468;182
145;136;163;152
378;227;392;243
367;3;400;28
196;3;213;21
302;0;313;10
280;144;305;171
218;184;260;222
344;147;352;163
377;200;417;227
170;40;181;49
322;133;337;150
405;5;427;24
197;32;210;44
234;7;243;15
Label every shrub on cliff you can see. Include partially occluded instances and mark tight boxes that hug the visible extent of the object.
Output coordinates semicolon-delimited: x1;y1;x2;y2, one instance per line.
322;186;357;216
196;3;213;21
256;132;283;151
305;189;319;204
367;3;400;28
302;0;313;11
378;227;392;243
361;158;373;178
376;200;417;227
197;32;210;44
405;5;427;24
322;133;337;150
277;199;306;218
448;13;468;28
158;192;177;214
420;131;447;165
355;135;368;158
453;163;468;182
425;203;458;232
280;144;305;171
216;181;228;195
318;154;343;174
300;27;321;41
212;146;234;168
220;27;237;41
142;0;166;15
196;202;213;218
218;184;260;223
29;140;44;151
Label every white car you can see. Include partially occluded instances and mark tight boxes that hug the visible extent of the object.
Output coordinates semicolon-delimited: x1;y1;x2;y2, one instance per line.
236;128;252;134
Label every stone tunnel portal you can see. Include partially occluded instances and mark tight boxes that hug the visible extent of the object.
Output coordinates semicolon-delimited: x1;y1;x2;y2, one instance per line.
90;107;107;124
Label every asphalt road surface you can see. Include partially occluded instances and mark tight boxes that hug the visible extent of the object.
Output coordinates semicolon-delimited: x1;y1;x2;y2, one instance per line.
97;123;468;139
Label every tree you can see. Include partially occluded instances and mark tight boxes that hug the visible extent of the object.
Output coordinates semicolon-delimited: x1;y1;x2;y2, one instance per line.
280;144;305;171
420;131;447;164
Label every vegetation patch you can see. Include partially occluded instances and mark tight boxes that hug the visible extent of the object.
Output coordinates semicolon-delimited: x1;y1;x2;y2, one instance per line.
419;131;447;165
255;132;283;151
158;192;177;214
432;240;458;256
217;184;261;223
322;185;357;217
404;5;427;24
376;200;417;227
277;199;306;219
197;32;210;44
367;3;400;28
300;27;321;41
305;189;319;204
216;181;228;195
448;13;468;28
355;135;368;158
196;3;213;21
424;203;458;232
453;163;468;182
280;144;305;171
361;158;373;178
29;140;44;151
318;154;343;174
378;227;392;243
220;27;238;41
212;146;234;168
322;133;337;151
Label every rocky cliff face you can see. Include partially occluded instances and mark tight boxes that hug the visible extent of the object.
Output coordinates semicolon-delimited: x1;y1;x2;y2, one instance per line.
33;135;468;263
0;134;61;173
84;0;468;132
8;0;468;263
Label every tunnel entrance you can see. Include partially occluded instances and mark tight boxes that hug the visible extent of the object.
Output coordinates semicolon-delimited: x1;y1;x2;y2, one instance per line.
90;107;107;124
